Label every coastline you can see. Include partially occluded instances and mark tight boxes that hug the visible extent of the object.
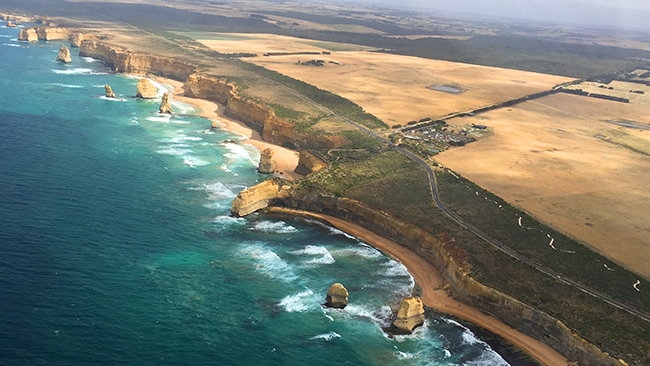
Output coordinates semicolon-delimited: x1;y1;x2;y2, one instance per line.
267;207;569;366
153;76;303;181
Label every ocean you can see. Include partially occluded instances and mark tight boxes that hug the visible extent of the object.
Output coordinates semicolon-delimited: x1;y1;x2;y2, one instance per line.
0;23;515;366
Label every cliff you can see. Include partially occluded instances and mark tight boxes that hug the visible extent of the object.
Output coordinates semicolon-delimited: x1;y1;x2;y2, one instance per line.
230;182;628;366
32;26;74;41
231;180;292;217
79;40;197;79
294;151;327;176
18;28;38;42
183;74;348;150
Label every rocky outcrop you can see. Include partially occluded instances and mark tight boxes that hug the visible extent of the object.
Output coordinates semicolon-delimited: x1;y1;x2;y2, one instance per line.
258;148;275;174
325;283;348;308
18;28;38;42
231;180;292;217
231;183;628;366
389;297;425;334
33;26;74;41
70;33;96;48
6;21;16;28
183;74;348;151
79;40;197;79
294;151;327;176
159;93;173;114
56;45;72;63
136;79;157;99
105;85;116;98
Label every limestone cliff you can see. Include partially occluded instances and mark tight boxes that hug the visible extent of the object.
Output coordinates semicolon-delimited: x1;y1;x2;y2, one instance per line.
159;93;173;114
325;283;348;308
105;85;116;98
56;45;72;63
70;33;96;48
183;74;348;151
33;26;74;41
258;148;275;174
79;40;197;79
230;182;628;366
18;28;38;42
231;180;292;217
294;151;327;176
136;79;157;99
390;297;425;334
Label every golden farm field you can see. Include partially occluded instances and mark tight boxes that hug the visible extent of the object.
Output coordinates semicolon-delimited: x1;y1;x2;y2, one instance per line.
435;93;650;279
246;51;573;125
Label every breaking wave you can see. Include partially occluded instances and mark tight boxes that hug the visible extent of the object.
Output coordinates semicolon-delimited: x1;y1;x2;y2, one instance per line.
239;243;297;283
250;221;297;234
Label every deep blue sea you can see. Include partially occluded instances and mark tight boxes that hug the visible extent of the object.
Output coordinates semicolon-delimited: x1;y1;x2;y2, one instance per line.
0;23;512;366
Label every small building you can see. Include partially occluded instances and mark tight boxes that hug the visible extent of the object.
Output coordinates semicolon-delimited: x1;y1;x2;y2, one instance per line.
471;124;487;130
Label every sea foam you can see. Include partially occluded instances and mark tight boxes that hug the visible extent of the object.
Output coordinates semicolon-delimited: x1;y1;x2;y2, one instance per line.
251;220;298;234
239;243;297;283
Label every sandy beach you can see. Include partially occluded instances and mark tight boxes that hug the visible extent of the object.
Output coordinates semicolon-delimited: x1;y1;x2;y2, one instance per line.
267;207;569;366
154;77;303;181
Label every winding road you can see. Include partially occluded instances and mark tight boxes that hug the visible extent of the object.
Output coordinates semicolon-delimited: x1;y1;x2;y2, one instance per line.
271;80;650;323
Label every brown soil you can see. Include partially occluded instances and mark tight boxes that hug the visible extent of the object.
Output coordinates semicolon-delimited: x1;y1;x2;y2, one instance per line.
435;93;650;279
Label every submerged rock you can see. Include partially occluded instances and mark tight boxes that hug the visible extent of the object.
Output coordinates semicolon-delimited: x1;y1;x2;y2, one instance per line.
159;92;173;114
258;148;275;174
56;44;71;63
18;27;38;42
136;78;157;99
105;84;116;98
325;283;348;309
390;297;425;334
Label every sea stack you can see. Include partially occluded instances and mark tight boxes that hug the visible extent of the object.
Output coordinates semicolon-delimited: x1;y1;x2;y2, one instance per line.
6;21;16;28
105;85;116;98
136;79;157;99
258;148;275;174
159;93;173;114
325;283;348;309
56;45;72;63
18;28;38;42
390;297;425;334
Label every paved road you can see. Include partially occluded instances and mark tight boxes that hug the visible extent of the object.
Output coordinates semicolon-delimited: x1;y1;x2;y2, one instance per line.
271;80;650;323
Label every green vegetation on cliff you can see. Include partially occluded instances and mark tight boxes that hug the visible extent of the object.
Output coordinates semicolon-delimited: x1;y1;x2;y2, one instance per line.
294;146;650;365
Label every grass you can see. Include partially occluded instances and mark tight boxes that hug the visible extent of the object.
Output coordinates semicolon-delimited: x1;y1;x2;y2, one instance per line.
295;148;650;365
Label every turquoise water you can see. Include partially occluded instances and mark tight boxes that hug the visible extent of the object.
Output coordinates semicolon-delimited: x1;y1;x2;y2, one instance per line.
0;24;511;366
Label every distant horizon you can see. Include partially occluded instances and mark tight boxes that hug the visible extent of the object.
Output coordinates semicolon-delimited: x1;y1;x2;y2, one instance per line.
333;0;650;32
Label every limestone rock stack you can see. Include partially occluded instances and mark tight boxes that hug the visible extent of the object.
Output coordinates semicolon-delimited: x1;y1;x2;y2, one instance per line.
6;21;16;28
159;93;173;114
105;85;116;98
136;79;157;99
56;45;72;63
18;28;38;42
294;151;327;176
325;283;348;309
390;297;425;334
258;148;275;174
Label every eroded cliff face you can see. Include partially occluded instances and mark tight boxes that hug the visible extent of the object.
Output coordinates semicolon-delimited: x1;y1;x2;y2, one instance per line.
18;28;38;42
79;40;198;79
32;26;74;41
182;74;347;151
230;182;628;366
294;151;327;176
231;180;292;217
390;297;425;334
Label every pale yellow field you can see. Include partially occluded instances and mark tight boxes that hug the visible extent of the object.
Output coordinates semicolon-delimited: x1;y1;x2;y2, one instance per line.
566;80;650;106
195;33;373;54
245;51;573;125
435;93;650;279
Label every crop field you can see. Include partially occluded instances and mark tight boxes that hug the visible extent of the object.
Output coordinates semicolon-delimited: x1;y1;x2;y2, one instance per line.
435;93;650;279
245;51;572;125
